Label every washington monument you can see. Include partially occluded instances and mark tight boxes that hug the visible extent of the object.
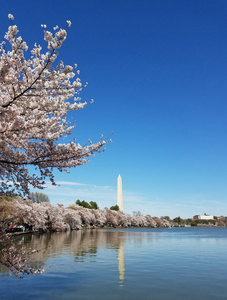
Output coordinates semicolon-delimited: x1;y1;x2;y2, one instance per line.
117;174;123;211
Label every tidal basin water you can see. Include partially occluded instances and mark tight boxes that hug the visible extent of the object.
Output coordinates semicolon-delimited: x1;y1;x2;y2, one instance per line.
1;227;227;300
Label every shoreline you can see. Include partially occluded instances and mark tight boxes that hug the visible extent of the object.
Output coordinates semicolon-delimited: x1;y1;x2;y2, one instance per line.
7;224;227;237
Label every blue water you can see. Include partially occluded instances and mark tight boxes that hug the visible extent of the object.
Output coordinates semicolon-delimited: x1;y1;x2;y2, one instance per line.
1;227;227;299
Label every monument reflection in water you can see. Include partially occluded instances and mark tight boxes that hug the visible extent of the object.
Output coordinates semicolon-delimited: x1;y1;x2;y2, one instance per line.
118;239;125;286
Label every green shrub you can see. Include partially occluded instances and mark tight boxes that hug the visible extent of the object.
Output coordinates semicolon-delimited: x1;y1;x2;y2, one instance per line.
110;205;119;211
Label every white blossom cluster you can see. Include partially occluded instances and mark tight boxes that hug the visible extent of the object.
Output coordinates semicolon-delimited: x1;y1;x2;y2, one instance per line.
0;16;106;195
8;198;171;231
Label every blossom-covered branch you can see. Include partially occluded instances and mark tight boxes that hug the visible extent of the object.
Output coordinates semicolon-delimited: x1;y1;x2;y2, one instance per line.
0;228;43;278
0;15;106;195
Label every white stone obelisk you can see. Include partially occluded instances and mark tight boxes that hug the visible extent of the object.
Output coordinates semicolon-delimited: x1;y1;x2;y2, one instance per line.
117;174;123;211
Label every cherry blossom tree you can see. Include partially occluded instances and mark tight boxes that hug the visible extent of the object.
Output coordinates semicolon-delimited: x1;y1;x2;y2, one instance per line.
2;198;171;231
0;14;106;195
145;214;157;227
105;209;119;227
118;211;131;227
91;209;107;227
78;207;96;226
64;209;82;230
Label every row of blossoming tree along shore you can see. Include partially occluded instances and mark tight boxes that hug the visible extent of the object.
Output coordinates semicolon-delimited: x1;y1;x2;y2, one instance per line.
1;197;171;231
0;197;170;277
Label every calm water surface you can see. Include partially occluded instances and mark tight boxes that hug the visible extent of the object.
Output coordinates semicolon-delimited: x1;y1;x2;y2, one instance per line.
1;227;227;299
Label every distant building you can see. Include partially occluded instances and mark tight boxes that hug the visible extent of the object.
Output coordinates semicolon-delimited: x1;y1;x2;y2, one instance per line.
193;213;214;220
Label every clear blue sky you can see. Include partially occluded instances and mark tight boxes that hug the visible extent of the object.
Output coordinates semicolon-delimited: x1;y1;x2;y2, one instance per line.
1;0;227;218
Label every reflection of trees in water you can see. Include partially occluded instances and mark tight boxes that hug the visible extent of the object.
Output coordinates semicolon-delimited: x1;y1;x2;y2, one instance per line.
74;247;97;261
0;233;46;276
20;230;128;262
0;229;156;277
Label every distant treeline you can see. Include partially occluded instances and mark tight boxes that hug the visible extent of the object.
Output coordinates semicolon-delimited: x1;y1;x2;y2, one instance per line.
168;216;227;227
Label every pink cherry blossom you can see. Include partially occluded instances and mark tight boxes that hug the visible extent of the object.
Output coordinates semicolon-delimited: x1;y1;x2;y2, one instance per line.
0;17;106;195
